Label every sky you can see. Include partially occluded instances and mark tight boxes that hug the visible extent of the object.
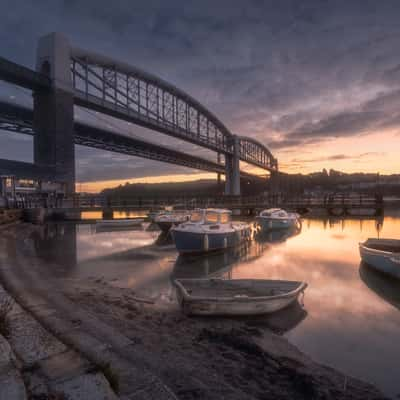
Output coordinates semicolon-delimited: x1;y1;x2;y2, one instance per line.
1;0;400;191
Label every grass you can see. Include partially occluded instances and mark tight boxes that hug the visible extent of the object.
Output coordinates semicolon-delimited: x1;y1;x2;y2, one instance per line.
0;295;14;338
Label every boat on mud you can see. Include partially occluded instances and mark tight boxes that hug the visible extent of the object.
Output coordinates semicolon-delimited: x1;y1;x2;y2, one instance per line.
95;218;144;229
154;205;191;232
174;278;307;316
359;238;400;279
171;209;251;255
256;208;300;231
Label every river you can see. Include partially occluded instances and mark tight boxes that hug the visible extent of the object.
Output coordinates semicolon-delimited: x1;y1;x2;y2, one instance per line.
30;212;400;398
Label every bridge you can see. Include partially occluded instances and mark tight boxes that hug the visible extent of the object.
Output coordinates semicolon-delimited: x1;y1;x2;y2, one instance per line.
0;32;278;196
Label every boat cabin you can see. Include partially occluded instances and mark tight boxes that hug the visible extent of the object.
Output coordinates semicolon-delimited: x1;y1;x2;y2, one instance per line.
189;209;232;225
259;208;287;218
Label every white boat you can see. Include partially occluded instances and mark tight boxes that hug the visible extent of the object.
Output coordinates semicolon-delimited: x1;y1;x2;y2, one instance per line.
95;218;144;229
174;278;307;316
147;209;166;222
155;212;190;232
171;209;252;255
256;208;300;231
154;204;191;232
359;238;400;279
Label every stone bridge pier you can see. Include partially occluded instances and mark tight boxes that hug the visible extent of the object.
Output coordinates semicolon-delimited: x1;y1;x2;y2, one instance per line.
34;33;75;195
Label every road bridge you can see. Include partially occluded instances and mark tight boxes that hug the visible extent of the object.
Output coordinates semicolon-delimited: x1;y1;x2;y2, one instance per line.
0;32;278;196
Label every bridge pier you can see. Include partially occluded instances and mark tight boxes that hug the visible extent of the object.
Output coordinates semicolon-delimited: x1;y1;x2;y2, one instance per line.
34;33;75;195
224;136;240;196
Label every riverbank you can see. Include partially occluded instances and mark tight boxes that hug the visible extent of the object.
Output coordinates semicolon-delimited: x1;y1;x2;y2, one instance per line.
0;223;390;399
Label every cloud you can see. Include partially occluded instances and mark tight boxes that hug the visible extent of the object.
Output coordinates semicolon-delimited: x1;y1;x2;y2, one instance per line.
1;0;400;180
290;152;385;164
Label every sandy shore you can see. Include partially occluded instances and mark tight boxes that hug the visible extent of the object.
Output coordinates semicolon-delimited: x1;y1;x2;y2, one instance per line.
0;223;390;399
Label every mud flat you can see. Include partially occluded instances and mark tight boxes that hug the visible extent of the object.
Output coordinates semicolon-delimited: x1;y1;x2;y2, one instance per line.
0;223;390;400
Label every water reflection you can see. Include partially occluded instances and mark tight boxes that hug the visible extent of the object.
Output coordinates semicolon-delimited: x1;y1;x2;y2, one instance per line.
25;214;400;396
31;223;77;268
306;216;384;235
94;225;144;234
359;262;400;311
247;300;308;335
255;225;302;244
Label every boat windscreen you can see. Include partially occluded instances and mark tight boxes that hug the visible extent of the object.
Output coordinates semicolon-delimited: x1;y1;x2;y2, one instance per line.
220;213;231;223
205;212;219;223
190;211;203;222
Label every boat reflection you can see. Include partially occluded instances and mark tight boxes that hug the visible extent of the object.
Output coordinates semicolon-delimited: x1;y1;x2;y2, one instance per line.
254;225;302;244
154;230;174;246
172;244;251;280
246;300;307;334
359;262;400;311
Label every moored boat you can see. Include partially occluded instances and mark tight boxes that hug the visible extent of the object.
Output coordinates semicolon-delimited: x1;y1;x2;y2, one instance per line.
359;238;400;279
171;208;251;254
174;278;307;316
95;218;144;229
155;210;191;233
256;208;300;231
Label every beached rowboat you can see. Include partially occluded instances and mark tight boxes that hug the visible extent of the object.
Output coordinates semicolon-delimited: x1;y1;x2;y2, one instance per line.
359;238;400;279
174;278;307;316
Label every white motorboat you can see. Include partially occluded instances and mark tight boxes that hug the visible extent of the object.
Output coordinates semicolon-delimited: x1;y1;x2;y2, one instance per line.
174;278;307;316
359;238;400;279
256;208;300;231
171;209;251;255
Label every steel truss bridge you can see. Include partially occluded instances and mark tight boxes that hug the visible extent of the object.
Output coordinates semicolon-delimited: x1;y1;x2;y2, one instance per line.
0;100;263;181
0;33;278;195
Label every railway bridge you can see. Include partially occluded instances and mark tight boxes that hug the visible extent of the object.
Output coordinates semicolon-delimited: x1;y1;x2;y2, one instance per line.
0;32;278;196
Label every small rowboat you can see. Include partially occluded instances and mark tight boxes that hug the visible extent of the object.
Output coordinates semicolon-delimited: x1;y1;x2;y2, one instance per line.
359;238;400;279
95;218;144;229
174;278;307;316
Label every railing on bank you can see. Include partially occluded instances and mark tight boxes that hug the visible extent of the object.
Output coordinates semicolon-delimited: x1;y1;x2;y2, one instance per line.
0;192;383;211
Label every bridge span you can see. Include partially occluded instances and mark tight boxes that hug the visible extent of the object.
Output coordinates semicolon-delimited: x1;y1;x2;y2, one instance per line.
0;32;278;196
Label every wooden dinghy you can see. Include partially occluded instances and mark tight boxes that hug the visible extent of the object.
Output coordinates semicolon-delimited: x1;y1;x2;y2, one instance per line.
174;278;307;316
359;238;400;279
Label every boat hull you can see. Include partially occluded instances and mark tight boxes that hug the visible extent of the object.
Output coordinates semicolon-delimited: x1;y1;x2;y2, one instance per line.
172;227;251;255
256;216;298;231
359;243;400;279
179;295;301;316
174;279;307;316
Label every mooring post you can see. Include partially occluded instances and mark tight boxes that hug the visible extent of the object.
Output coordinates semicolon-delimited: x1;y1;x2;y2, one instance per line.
34;32;75;196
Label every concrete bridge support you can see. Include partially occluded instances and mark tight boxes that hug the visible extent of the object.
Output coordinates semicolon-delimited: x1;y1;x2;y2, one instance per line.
34;33;75;195
224;136;240;196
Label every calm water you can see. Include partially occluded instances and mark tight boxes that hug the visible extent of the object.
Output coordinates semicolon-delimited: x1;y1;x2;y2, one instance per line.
31;213;400;397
